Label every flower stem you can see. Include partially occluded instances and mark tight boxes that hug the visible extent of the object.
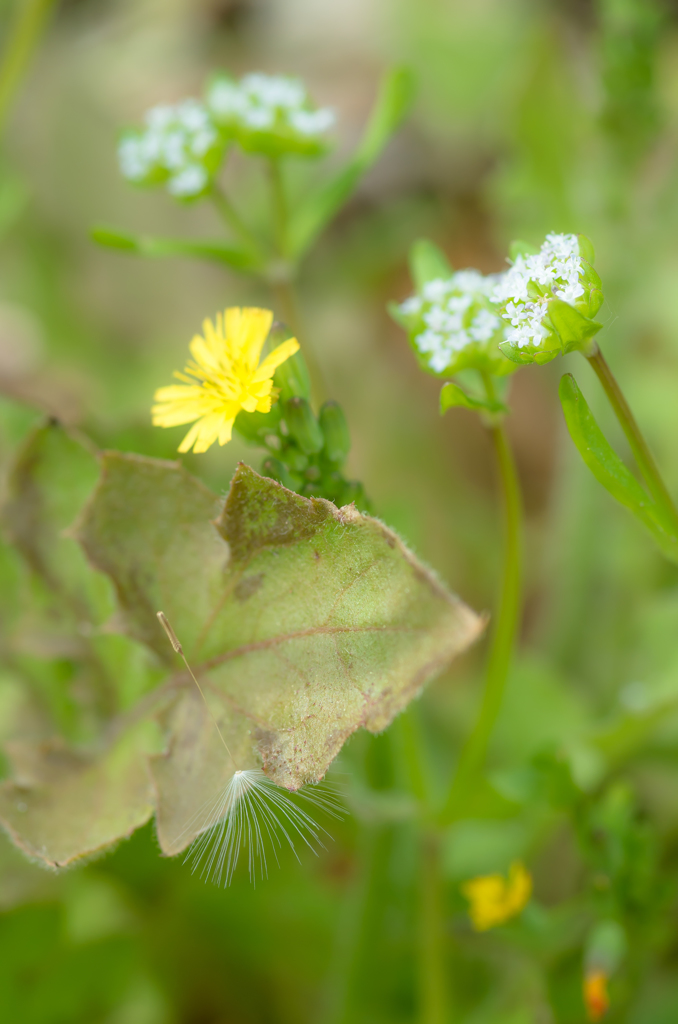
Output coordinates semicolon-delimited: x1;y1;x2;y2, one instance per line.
210;183;263;258
441;382;523;824
0;0;58;138
418;830;449;1024
268;156;289;259
266;156;327;403
586;343;678;531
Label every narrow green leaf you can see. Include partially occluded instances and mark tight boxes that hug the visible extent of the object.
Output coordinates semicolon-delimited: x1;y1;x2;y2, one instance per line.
559;374;678;560
289;68;415;258
91;224;259;271
409;239;453;291
440;382;507;416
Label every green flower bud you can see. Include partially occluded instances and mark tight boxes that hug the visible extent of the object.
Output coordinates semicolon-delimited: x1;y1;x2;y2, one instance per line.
272;324;312;402
319;401;351;465
261;456;293;489
235;404;282;444
281;444;308;473
284;397;324;455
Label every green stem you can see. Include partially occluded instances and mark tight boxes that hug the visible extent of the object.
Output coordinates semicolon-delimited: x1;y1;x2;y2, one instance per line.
210;183;263;258
441;382;523;824
418;830;449;1024
266;156;327;403
0;0;58;137
268;156;289;259
586;343;678;532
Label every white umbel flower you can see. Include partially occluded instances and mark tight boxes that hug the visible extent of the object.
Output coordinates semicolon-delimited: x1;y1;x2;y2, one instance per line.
395;269;509;376
118;99;222;198
492;233;585;349
207;71;335;156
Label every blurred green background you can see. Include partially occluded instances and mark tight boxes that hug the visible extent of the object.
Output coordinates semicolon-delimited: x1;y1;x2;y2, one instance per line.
3;0;678;1020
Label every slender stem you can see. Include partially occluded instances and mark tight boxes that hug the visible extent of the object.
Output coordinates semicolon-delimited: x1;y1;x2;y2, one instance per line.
418;830;449;1024
266;156;327;403
0;0;58;137
268;156;289;259
586;344;678;532
210;183;263;258
441;382;523;824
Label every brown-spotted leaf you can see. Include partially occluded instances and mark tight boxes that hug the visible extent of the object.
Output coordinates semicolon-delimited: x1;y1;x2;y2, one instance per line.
151;689;254;856
71;455;483;856
73;452;228;662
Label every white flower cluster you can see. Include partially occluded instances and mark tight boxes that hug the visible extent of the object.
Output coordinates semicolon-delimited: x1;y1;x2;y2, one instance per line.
400;271;503;373
118;100;220;197
207;72;335;138
491;232;584;349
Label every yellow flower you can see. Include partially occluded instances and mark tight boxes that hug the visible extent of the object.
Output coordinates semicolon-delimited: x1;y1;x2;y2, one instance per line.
152;307;299;454
462;861;532;931
583;970;610;1022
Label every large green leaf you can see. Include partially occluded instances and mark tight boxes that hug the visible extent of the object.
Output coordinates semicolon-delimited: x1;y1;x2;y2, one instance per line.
559;373;678;562
289;68;415;259
0;454;482;862
71;456;483;854
74;453;227;664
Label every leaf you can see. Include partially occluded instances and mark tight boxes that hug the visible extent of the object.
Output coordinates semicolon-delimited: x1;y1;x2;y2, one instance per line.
409;239;453;291
1;420;106;618
559;374;678;561
90;225;259;272
0;722;158;867
72;457;483;854
289;68;415;259
150;690;255;855
439;382;507;416
73;452;228;663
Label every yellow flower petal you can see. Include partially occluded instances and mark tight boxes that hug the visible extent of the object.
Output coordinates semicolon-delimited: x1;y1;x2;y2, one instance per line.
253;337;300;382
462;861;532;931
152;307;299;454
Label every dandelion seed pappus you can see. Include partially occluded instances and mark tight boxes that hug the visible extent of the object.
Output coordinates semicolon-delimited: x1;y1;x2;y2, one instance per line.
156;611;344;886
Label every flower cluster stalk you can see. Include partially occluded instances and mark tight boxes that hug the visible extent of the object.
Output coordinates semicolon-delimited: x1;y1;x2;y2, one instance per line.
418;831;449;1024
586;344;678;534
442;380;523;824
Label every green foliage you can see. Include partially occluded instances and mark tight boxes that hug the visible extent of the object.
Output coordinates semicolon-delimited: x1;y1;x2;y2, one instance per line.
5;1;678;1020
559;373;678;563
408;237;453;291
